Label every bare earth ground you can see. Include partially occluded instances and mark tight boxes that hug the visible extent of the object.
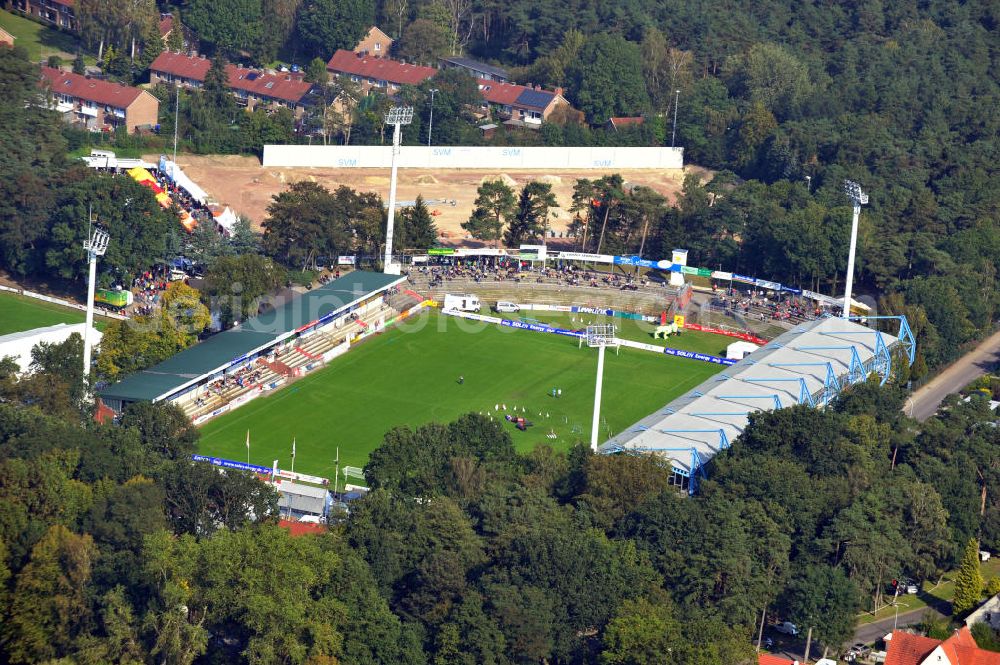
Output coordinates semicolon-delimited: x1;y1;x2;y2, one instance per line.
158;153;706;244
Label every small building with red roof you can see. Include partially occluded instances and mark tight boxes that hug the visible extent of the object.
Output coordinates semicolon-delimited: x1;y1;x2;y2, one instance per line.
0;26;15;48
758;654;798;665
278;519;327;537
326;49;436;95
40;67;159;132
607;116;645;131
150;52;314;118
885;627;1000;665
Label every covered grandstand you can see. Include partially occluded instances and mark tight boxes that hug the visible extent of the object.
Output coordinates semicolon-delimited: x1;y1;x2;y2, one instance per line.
100;272;405;415
599;316;915;494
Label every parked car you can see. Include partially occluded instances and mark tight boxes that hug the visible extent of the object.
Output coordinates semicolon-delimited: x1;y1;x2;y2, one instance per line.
761;637;774;650
844;643;871;661
494;301;520;313
775;621;799;636
906;582;919;594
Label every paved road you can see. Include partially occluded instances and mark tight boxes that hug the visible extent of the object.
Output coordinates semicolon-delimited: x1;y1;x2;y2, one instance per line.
904;328;1000;422
853;604;947;645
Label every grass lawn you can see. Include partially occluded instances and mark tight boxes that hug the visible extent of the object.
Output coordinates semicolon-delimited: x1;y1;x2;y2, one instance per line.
856;557;1000;624
0;291;110;335
197;310;725;479
0;9;92;65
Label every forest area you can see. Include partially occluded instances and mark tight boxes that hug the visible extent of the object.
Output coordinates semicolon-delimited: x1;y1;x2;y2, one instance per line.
2;334;1000;663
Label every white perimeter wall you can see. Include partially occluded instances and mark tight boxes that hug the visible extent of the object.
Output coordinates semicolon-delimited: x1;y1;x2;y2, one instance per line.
262;145;684;170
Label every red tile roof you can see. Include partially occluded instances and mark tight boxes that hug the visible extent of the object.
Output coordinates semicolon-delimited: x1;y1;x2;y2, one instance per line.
609;116;644;128
326;49;436;86
150;51;211;81
158;14;174;37
278;519;327;537
758;654;798;665
40;67;145;108
477;79;525;106
150;53;312;104
227;65;312;104
885;628;1000;665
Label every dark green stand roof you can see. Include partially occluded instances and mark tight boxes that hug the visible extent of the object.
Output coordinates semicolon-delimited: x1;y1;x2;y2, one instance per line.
101;271;404;403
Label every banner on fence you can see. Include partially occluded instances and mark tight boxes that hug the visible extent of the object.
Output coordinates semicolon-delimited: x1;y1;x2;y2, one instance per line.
663;347;736;365
229;388;263;410
192;454;272;475
322;340;350;362
684;323;768;346
499;319;582;337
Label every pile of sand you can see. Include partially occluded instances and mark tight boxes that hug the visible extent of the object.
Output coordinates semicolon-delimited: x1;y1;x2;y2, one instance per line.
539;174;562;185
481;173;518;188
414;174;439;184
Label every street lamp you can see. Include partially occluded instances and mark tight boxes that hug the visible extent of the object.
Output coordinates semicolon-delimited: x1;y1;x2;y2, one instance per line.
383;106;413;275
427;88;439;147
670;89;680;147
842;180;869;319
82;221;110;384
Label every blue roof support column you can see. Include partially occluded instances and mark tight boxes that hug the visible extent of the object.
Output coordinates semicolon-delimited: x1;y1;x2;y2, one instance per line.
874;332;891;384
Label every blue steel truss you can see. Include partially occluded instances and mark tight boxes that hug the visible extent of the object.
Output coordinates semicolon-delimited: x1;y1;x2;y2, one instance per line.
846;315;916;366
618;426;729;494
795;345;868;385
766;361;842;405
742;376;815;407
819;329;893;384
716;394;784;409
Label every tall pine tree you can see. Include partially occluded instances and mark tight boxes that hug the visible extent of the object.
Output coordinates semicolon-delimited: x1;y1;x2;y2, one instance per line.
402;195;438;250
952;538;984;616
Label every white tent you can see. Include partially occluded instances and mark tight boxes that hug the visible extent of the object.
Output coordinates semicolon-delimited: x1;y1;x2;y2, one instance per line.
159;156;209;204
212;206;240;236
0;323;102;374
726;340;759;360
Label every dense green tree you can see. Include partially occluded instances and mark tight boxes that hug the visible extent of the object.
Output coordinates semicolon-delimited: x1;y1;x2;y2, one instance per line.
953;538;985;615
297;0;373;60
567;34;650;123
464;180;516;247
504;181;557;246
401;195;439;250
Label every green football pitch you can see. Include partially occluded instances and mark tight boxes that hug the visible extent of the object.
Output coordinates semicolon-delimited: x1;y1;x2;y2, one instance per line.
197;310;730;479
0;291;97;336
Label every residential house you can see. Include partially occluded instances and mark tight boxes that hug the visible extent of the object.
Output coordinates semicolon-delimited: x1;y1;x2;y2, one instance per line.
40;66;159;132
607;116;644;131
149;52;313;118
0;26;15;47
885;627;1000;665
326;49;436;96
440;56;509;83
9;0;76;32
966;593;1000;631
477;79;572;127
354;25;393;57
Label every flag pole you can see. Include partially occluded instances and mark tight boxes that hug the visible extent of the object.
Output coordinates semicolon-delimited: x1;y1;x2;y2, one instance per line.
334;447;340;496
291;437;296;475
245;429;250;464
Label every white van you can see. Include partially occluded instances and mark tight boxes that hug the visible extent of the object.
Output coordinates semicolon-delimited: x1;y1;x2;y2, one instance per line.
169;268;187;281
443;294;481;313
495;301;520;313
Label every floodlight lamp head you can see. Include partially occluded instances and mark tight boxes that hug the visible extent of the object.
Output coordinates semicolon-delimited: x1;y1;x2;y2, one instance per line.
84;227;110;256
844;180;869;206
384;106;414;125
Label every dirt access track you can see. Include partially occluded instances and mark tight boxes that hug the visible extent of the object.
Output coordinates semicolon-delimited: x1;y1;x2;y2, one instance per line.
163;153;706;244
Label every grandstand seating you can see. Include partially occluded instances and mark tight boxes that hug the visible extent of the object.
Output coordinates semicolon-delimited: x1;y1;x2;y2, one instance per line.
180;302;399;422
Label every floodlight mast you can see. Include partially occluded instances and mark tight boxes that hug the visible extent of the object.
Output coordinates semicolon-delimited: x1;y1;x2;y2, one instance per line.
82;224;110;386
383;106;413;275
842;180;868;319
